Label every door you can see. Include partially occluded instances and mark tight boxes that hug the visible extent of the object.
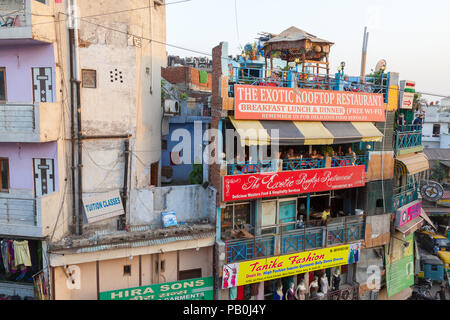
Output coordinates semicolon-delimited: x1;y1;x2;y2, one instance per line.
32;67;53;103
279;199;297;232
33;159;55;197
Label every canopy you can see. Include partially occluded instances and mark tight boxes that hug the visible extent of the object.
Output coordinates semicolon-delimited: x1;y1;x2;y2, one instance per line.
229;117;383;146
395;153;430;175
396;217;424;237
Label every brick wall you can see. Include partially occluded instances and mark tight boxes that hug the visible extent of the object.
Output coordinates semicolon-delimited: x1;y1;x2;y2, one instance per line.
210;43;224;206
161;66;212;91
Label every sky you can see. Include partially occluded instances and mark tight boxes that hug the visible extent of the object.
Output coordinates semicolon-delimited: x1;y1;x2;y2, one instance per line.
166;0;450;102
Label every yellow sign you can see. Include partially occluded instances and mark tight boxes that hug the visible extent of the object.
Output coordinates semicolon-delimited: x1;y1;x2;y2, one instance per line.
222;243;361;288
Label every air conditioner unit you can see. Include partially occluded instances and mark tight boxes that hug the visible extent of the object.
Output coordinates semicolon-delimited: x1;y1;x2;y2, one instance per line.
199;57;207;63
186;57;193;63
164;99;180;116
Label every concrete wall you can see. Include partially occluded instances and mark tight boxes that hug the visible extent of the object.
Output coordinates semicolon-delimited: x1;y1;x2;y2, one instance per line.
53;246;213;300
0;141;58;191
130;185;216;226
0;43;56;103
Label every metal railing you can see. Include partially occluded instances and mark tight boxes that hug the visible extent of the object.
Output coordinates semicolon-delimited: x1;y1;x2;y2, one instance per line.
224;216;365;264
309;282;360;300
0;103;36;133
395;125;423;152
392;183;419;212
224;234;276;264
228;66;386;95
0;197;37;226
227;155;369;176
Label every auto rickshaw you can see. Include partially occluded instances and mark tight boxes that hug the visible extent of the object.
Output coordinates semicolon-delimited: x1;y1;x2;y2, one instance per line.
419;253;444;282
437;251;450;287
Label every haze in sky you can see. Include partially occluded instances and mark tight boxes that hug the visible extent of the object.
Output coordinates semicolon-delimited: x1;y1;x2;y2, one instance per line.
166;0;450;102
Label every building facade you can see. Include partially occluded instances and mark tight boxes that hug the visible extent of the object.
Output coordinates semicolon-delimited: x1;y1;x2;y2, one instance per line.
208;26;415;301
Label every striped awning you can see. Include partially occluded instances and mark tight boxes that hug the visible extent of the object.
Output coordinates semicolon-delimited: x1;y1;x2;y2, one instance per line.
395;153;430;175
229;117;383;146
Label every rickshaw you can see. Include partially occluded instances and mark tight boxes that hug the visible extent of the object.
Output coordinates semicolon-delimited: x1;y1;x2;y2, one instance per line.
418;252;444;282
437;251;450;287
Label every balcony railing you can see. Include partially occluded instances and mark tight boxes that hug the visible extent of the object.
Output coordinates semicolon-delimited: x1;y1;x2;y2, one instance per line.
224;234;276;264
392;183;418;212
228;66;386;96
0;197;37;227
226;155;369;176
0;103;36;132
224;216;365;264
395;125;423;153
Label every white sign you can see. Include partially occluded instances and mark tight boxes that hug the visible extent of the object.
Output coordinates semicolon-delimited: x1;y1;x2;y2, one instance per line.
399;80;415;109
82;190;124;223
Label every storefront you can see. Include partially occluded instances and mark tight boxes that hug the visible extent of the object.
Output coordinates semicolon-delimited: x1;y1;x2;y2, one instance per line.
222;243;361;300
0;238;46;300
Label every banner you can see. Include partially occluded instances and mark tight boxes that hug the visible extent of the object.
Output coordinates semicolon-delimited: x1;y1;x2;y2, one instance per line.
100;277;214;300
234;85;385;122
222;243;361;288
395;200;422;227
223;165;366;202
385;234;414;297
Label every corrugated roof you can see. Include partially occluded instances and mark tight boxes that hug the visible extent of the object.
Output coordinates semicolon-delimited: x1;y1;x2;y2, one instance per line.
75;231;216;254
264;26;333;45
424;148;450;161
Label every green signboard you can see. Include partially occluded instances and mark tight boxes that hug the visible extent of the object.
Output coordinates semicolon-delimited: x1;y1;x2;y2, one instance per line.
385;233;415;297
99;277;214;300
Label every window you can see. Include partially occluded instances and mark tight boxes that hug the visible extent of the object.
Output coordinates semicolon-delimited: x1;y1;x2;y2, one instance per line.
81;69;97;88
433;124;440;137
178;268;202;281
0;68;6;102
221;202;251;239
0;159;9;192
123;265;131;276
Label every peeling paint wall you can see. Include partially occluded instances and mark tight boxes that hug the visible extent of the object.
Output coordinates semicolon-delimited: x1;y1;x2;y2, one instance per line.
130;185;217;227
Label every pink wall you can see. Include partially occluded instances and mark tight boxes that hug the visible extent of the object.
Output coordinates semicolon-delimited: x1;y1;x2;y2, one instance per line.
0;142;59;191
0;43;56;103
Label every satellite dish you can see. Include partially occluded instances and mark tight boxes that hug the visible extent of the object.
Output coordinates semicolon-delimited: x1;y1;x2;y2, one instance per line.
375;59;387;72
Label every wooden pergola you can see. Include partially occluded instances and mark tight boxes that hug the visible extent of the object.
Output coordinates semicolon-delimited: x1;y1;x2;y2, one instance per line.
262;26;334;77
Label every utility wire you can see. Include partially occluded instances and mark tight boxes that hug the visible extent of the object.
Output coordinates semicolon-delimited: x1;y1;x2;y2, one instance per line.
234;0;242;50
16;0;193;27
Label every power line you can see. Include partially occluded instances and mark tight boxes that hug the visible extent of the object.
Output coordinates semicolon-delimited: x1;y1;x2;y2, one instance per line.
17;0;193;27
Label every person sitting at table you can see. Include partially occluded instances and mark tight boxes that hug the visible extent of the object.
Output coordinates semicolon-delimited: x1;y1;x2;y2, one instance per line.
311;149;324;160
321;207;331;225
286;148;296;159
345;146;357;165
336;145;344;157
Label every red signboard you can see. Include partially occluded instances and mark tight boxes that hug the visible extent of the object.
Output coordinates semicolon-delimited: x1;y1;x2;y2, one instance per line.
234;85;385;122
223;166;366;202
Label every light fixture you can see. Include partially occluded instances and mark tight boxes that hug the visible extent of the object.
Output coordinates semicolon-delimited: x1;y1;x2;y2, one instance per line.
294;58;300;64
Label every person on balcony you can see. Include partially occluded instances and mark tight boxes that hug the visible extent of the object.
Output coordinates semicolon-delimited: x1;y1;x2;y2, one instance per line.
345;147;357;165
397;113;406;132
286;148;296;159
311;149;324;160
321;207;331;225
413;114;424;131
336;145;344;157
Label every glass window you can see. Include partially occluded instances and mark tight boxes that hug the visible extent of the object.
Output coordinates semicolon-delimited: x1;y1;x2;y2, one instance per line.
0;159;9;191
0;68;6;101
221;202;251;239
234;203;251;229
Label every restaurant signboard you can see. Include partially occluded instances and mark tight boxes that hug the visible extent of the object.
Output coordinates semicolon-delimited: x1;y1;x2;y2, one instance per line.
222;243;362;289
223;165;366;202
234;84;385;122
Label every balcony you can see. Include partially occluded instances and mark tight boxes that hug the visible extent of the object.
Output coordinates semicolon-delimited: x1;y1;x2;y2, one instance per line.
0;102;60;143
392;183;418;212
0;0;55;43
226;155;369;176
0;191;60;238
394;125;423;155
228;66;387;97
224;216;365;264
